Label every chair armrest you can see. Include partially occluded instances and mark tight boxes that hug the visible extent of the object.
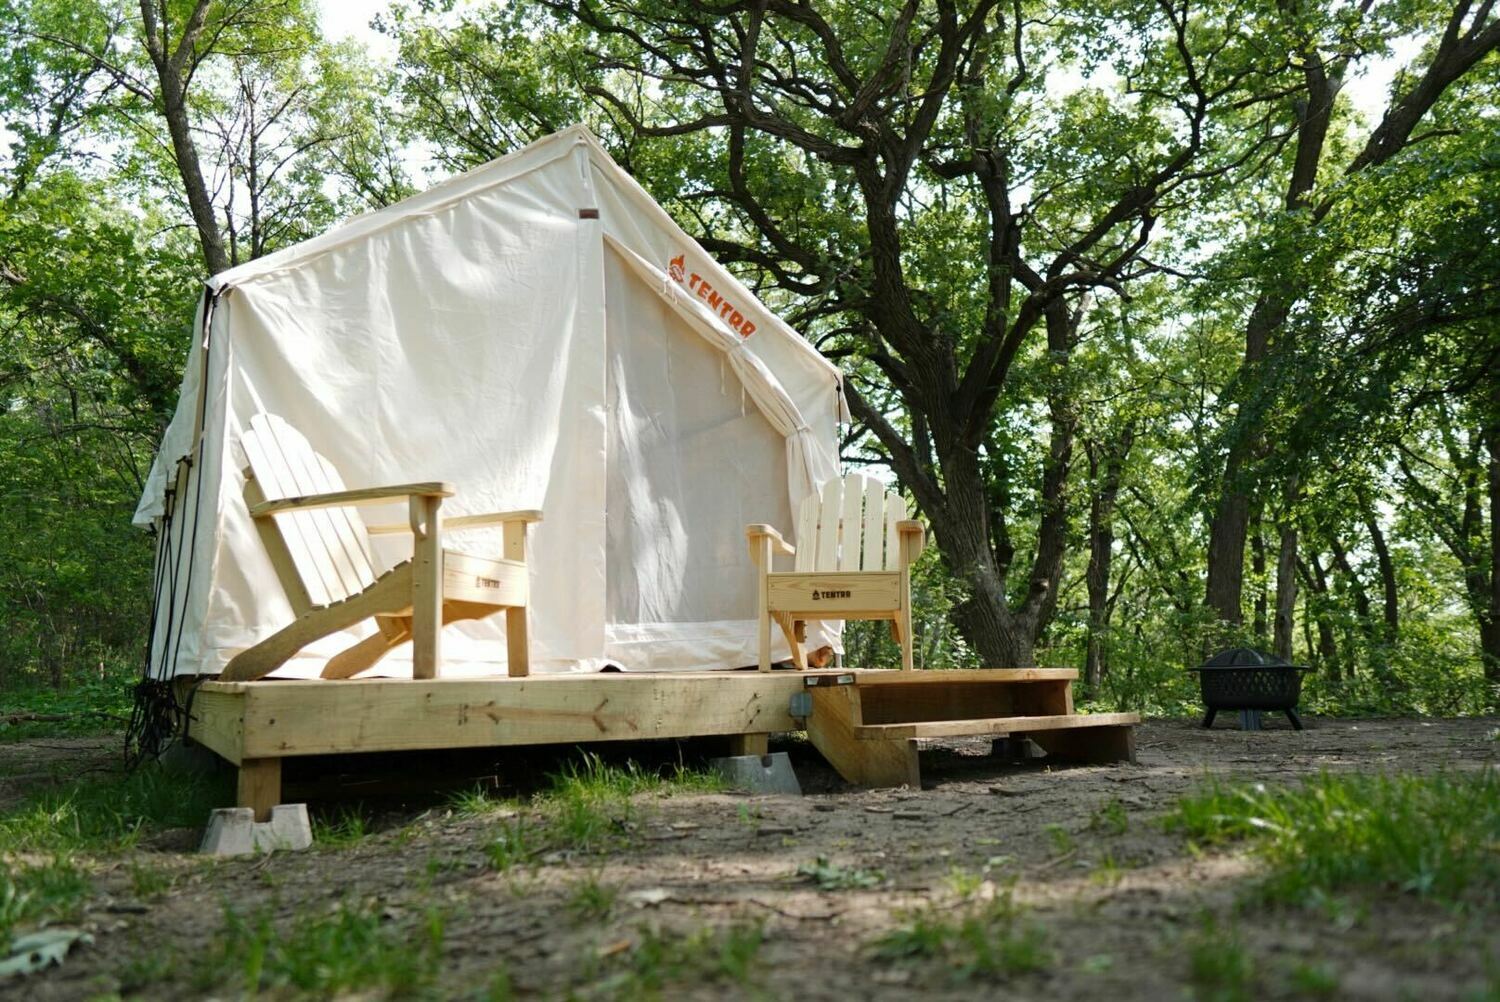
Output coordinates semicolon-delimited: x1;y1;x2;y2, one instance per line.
446;509;543;531
367;509;542;535
745;523;795;558
249;482;454;517
896;519;926;561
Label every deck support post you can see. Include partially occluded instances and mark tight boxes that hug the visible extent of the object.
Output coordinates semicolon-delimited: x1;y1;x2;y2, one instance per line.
727;733;770;757
237;757;282;822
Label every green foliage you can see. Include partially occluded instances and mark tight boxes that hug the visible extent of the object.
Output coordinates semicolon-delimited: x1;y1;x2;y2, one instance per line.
0;662;134;740
1167;771;1500;909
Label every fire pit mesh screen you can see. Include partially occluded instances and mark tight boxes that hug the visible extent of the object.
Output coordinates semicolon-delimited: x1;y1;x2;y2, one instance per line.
1192;647;1308;729
1196;664;1304;707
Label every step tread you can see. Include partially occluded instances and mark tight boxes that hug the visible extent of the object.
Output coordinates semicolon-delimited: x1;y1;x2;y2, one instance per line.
831;668;1077;685
854;712;1140;741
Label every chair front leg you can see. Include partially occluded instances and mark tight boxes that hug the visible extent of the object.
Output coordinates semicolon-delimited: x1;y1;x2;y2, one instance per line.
502;518;531;678
409;494;445;680
754;536;772;671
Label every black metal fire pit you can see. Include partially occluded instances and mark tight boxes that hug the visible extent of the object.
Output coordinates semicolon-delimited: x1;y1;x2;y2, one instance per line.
1191;647;1308;730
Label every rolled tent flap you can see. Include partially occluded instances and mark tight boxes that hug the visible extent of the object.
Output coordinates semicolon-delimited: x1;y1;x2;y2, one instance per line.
135;124;846;679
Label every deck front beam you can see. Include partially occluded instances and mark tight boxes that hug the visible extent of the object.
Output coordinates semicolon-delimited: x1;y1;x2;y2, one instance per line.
190;672;809;765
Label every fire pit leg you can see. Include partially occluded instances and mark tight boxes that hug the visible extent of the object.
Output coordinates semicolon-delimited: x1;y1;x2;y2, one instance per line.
1201;709;1217;729
1285;708;1304;731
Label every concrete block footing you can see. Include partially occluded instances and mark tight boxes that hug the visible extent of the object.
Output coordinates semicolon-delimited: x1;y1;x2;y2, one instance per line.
708;752;802;795
200;804;313;856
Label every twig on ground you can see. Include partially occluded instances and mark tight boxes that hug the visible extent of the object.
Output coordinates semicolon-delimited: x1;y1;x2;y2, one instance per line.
2;711;127;726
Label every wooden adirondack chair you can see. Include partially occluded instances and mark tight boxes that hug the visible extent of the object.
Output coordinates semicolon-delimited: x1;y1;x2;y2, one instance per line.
220;413;540;682
746;474;926;672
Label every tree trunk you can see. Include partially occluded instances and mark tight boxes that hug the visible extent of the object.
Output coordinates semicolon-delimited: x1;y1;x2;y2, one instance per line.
1205;47;1341;633
933;449;1038;667
1083;426;1134;700
1328;532;1373;639
1485;380;1500;685
1274;519;1298;662
1251;505;1268;643
1300;552;1339;672
139;0;231;276
1205;460;1252;632
1356;487;1400;640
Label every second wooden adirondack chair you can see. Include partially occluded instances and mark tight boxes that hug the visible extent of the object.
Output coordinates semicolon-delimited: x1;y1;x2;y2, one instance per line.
221;413;540;682
746;474;926;672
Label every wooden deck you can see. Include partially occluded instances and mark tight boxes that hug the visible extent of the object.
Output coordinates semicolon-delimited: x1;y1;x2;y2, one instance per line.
187;668;1139;819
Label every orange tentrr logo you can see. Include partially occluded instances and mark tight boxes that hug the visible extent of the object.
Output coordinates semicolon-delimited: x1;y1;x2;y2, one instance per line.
665;250;757;338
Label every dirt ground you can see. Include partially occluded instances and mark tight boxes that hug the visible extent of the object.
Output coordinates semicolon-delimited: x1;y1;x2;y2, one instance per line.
4;716;1498;1000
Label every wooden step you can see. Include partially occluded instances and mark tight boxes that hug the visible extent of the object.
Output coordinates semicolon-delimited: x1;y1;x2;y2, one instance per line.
804;672;1140;788
854;711;1140;741
839;668;1077;685
843;668;1077;726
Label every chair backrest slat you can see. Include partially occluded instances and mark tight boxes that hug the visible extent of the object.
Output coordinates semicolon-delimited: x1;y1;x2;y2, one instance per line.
883;492;909;571
793;493;819;572
838;473;865;572
244;414;380;607
860;477;885;572
814;476;843;572
794;475;913;573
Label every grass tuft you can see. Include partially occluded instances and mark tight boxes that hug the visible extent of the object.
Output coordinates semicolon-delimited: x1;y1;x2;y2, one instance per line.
1185;915;1254;1002
566;872;618;924
586;922;765;996
1088;797;1129;836
479;752;725;872
1167;769;1500;909
0;763;230;854
197;899;444;996
312;806;371;849
485;816;536;872
0;855;91;948
874;885;1050;982
795;855;885;890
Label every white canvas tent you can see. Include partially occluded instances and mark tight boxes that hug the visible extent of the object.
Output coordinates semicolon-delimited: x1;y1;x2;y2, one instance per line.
136;125;846;679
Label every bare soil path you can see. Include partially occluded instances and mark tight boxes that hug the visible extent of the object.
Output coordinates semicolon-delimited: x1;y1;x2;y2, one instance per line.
4;716;1497;1000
